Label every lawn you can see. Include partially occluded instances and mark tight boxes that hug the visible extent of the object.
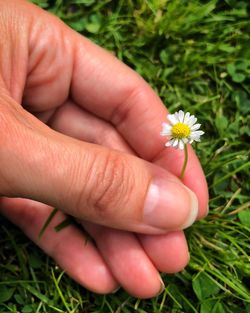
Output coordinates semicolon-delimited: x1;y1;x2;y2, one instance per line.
0;0;250;312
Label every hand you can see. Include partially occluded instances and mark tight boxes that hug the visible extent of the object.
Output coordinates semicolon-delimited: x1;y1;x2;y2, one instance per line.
0;0;208;298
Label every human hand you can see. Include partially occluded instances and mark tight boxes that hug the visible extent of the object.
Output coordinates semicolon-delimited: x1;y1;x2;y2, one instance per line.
0;0;208;298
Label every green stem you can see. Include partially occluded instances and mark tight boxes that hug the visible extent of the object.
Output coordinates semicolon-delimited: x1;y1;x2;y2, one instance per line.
179;144;188;179
38;208;58;240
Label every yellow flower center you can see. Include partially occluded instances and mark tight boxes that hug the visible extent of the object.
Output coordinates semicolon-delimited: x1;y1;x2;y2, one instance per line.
172;122;190;138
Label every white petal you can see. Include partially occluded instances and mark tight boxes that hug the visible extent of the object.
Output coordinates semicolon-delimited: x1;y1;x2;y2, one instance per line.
168;114;178;125
190;134;200;140
191;130;204;136
161;123;172;136
191;136;201;142
190;130;204;141
191;123;201;131
174;112;179;121
165;138;174;147
162;122;172;130
178;140;185;150
172;138;179;147
184;112;191;123
177;110;185;123
161;130;171;136
187;115;197;127
182;137;189;144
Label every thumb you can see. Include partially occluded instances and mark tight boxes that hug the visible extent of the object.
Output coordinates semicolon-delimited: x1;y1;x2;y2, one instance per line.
0;95;198;234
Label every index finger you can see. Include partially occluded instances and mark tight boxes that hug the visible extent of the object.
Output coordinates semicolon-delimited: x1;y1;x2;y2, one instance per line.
71;34;165;160
70;33;208;217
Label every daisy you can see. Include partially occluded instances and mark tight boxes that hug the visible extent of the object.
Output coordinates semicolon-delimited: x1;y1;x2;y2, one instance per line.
160;110;204;150
161;110;204;179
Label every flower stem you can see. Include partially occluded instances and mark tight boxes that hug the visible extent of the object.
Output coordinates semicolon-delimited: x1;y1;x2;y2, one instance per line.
179;144;188;179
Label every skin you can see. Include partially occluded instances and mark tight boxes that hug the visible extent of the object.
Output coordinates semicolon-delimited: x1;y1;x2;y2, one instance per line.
0;0;208;298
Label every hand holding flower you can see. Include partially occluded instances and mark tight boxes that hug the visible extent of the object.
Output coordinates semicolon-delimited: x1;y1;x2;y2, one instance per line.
0;0;209;298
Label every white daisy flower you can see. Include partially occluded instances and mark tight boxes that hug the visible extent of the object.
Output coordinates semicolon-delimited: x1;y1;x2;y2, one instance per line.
161;110;204;150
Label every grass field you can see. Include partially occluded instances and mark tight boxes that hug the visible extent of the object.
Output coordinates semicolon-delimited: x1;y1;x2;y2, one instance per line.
0;0;250;312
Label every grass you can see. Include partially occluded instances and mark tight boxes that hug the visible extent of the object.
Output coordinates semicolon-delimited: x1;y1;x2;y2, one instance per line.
1;0;250;312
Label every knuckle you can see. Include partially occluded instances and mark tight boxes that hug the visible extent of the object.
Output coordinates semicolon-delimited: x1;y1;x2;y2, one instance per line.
89;152;132;219
110;81;146;126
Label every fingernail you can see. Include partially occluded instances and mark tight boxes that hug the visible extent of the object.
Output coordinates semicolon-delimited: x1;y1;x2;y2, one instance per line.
156;276;165;296
182;186;199;229
206;204;209;215
143;177;198;230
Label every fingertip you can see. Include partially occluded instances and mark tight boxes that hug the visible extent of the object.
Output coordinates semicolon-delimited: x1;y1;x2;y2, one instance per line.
74;263;118;295
139;231;190;274
154;146;209;221
143;166;199;232
83;224;164;298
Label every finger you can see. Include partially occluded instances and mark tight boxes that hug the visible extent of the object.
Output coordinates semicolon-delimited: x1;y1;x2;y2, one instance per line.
47;101;134;154
82;222;164;299
0;197;118;294
49;100;190;273
0;93;198;235
138;231;189;273
70;31;166;159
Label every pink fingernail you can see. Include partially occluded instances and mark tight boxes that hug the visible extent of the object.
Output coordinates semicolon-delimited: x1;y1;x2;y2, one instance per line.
143;178;198;230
